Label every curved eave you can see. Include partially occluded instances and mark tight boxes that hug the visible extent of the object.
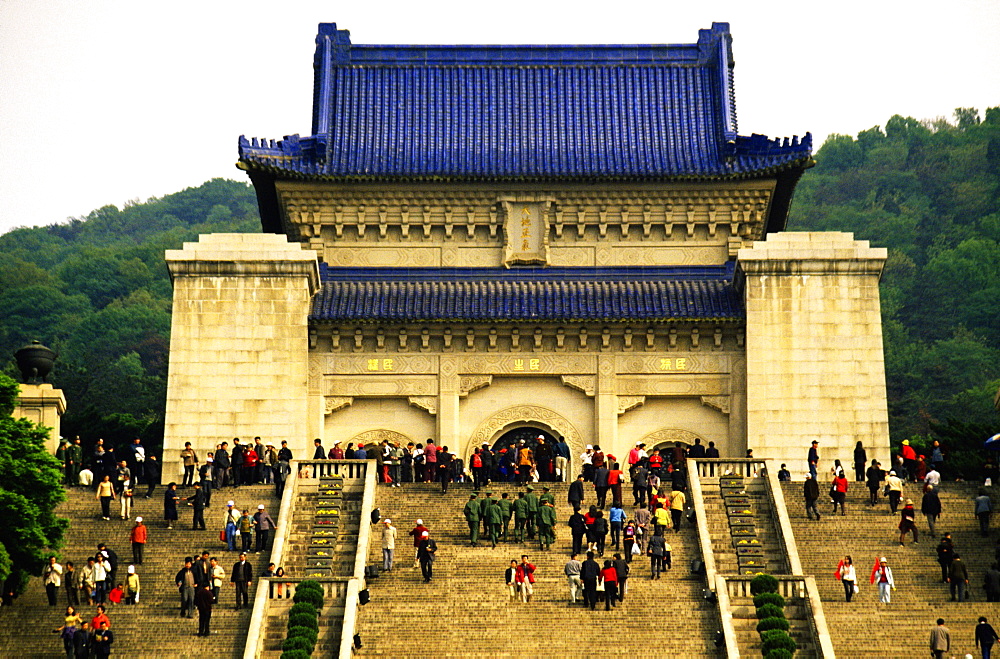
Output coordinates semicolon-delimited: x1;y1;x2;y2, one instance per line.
308;315;745;324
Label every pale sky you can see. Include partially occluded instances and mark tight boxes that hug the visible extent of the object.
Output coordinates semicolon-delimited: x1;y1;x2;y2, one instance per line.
1;0;997;236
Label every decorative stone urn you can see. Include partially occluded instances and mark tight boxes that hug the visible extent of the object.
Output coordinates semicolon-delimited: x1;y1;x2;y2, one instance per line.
14;340;57;384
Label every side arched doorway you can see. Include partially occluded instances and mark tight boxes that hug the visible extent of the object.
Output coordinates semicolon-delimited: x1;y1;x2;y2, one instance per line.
640;428;706;460
348;428;414;449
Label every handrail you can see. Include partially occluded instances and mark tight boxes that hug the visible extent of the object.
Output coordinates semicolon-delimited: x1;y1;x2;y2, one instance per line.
339;461;376;659
686;457;718;593
339;578;362;658
763;459;803;575
715;573;741;659
803;575;838;658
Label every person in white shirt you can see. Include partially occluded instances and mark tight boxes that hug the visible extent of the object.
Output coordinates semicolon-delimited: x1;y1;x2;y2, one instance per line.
581;446;595;482
837;555;857;602
381;519;397;571
925;468;942;489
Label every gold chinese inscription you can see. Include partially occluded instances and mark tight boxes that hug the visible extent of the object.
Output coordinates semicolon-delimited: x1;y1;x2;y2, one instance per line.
658;358;688;371
366;359;395;371
512;358;541;372
502;200;548;266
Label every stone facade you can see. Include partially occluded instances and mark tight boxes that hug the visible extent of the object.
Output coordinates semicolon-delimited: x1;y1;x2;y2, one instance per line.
162;234;318;478
740;232;891;472
13;383;66;455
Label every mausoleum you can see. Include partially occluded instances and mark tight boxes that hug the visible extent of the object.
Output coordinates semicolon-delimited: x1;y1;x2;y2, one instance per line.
162;22;890;477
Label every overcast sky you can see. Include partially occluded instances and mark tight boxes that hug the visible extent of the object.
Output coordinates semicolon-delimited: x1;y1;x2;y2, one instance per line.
1;0;997;236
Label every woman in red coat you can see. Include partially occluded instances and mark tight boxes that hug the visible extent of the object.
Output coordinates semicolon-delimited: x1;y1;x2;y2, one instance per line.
600;559;618;610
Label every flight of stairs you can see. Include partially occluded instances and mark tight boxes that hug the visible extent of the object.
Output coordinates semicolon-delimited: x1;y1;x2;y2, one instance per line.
353;481;723;658
783;479;1000;658
0;483;279;658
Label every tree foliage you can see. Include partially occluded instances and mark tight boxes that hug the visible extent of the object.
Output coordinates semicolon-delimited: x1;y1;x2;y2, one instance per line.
0;375;67;592
0;179;259;456
789;107;1000;454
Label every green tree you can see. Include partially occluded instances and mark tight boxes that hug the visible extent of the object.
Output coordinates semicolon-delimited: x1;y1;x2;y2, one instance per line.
0;375;68;593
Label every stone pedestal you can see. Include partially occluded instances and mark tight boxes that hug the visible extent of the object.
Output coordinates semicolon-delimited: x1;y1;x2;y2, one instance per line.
13;383;67;455
163;234;319;479
738;232;891;475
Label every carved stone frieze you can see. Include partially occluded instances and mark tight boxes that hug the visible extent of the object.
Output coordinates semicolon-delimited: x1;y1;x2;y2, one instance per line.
459;375;493;397
311;354;438;375
615;354;730;375
349;428;414;446
460;354;596;374
639;428;705;449
408;396;438;415
618;396;646;416
616;375;727;397
324;396;353;415
560;375;595;397
700;395;731;415
325;375;437;397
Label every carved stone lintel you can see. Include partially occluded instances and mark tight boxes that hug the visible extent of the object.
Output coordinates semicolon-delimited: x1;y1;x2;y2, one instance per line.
618;395;645;416
324;396;353;415
560;375;596;397
700;395;731;415
459;375;493;397
408;396;438;415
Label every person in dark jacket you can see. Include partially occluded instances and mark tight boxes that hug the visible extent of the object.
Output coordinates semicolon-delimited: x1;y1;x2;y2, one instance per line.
580;551;601;610
922;485;942;537
647;531;667;579
949;554;969;601
593;464;610;508
976;616;999;658
984;564;1000;602
804;473;821;520
568;474;585;512
143;455;161;499
853;441;867;482
936;534;955;583
231;553;253;609
569;510;587;556
865;459;883;507
195;583;214;636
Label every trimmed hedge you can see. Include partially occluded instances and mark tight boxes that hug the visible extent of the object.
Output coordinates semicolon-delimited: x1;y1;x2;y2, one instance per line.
280;651;311;659
282;636;314;653
288;612;319;631
755;603;784;620
753;592;786;609
763;649;793;659
761;629;796;654
292;586;324;609
287;625;319;645
749;574;779;595
289;601;318;618
756;616;790;633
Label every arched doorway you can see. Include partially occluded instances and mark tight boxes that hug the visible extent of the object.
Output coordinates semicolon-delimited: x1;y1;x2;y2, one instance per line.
639;428;706;462
467;405;585;481
348;428;414;449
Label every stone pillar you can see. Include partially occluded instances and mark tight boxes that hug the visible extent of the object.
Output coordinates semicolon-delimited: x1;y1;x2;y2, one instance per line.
163;234;319;479
738;232;891;475
13;383;67;455
595;355;619;458
438;358;460;455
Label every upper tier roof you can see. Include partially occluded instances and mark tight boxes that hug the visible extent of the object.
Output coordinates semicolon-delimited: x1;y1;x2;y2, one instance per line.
238;22;811;183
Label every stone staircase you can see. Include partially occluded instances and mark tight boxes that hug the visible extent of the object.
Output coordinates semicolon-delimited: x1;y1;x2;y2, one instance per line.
783;479;1000;658
353;481;723;658
0;483;278;659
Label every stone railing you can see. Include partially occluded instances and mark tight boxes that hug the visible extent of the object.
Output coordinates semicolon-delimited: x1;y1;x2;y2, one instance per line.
687;457;719;594
721;574;836;659
244;460;375;659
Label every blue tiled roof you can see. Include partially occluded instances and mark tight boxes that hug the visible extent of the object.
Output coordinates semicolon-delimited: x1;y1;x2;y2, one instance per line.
239;22;811;182
310;264;743;322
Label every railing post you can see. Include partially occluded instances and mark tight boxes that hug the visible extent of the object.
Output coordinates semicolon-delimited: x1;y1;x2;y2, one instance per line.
687;458;718;592
715;574;741;659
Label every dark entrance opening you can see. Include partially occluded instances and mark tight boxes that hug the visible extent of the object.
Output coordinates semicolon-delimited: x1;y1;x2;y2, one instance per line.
489;427;559;482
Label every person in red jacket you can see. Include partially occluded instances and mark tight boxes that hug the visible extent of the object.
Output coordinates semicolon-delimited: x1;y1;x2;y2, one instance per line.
600;559;618;609
608;463;624;507
832;473;849;516
902;440;918;482
242;447;259;485
129;517;147;565
515;555;536;603
408;519;428;568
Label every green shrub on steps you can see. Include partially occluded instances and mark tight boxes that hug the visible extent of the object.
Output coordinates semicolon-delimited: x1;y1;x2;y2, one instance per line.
287;625;319;646
280;650;311;659
756;616;790;633
749;574;779;595
289;601;318;618
760;629;796;654
763;649;793;659
288;612;319;631
293;585;325;609
752;592;785;609
755;603;784;620
282;635;315;653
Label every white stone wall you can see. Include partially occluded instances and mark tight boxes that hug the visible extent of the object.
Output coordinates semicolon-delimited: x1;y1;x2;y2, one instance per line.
739;232;891;477
162;234;319;479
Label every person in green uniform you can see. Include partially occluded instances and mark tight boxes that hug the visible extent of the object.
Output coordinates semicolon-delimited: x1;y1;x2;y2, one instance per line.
537;500;557;550
512;492;529;542
66;438;83;487
479;491;495;537
464;493;481;546
539;486;556;507
524;486;539;540
497;492;513;542
485;498;503;548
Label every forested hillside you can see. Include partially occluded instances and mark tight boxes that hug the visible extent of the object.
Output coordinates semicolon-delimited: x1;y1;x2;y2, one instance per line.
0;179;259;450
0;108;997;471
788;107;1000;470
